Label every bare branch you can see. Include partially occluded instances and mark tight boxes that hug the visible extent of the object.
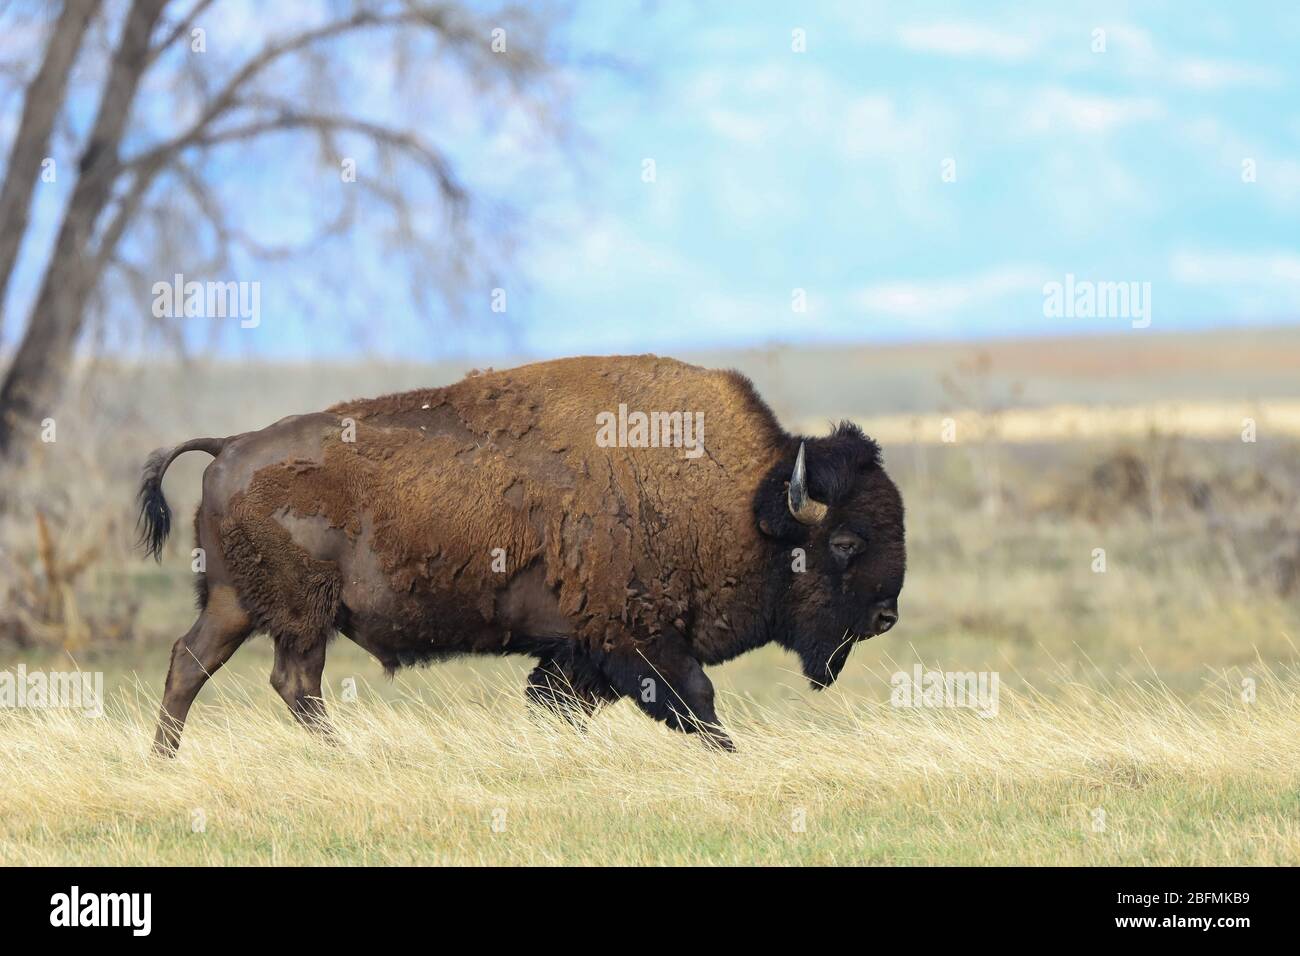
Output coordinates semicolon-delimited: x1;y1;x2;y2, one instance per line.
89;157;168;280
144;0;215;66
195;108;468;211
121;3;509;176
170;158;331;261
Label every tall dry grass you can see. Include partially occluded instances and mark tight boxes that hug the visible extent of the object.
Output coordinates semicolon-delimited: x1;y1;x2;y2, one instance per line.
2;661;1297;865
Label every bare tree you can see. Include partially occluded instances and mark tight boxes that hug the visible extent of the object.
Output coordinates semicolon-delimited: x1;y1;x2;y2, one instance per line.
0;0;575;465
0;0;95;325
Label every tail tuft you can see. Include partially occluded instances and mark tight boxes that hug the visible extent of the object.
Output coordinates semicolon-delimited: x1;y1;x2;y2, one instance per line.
136;448;173;561
135;437;225;562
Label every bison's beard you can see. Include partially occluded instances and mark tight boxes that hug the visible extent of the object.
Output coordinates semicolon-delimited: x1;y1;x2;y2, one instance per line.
789;628;859;690
768;577;866;689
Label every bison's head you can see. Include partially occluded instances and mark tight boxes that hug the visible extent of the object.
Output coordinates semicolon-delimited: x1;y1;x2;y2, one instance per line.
754;422;906;688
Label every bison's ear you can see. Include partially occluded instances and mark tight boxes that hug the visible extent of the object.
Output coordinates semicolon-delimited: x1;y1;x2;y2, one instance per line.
755;430;877;539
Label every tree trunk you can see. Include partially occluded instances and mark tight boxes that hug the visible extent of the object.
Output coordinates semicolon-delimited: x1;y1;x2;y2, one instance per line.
0;0;169;465
0;0;97;337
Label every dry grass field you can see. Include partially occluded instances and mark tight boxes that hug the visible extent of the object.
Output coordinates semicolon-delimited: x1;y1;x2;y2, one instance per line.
3;663;1299;865
2;330;1299;865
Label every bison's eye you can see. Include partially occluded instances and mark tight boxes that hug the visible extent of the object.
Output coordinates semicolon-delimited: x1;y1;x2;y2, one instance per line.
828;529;866;568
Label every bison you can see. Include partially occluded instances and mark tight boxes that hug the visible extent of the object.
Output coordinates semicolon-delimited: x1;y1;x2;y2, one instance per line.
139;355;905;754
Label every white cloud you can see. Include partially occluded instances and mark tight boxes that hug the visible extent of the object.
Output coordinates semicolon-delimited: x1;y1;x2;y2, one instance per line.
897;22;1038;61
1170;251;1300;285
1169;251;1300;316
704;108;768;145
683;63;840;142
852;265;1043;318
680;64;959;231
840;94;926;156
1173;58;1282;91
529;217;700;289
1106;23;1282;90
1022;88;1164;135
892;19;1280;90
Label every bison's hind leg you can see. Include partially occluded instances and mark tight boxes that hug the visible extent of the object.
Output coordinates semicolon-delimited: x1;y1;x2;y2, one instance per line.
153;585;253;757
525;651;616;728
270;633;333;738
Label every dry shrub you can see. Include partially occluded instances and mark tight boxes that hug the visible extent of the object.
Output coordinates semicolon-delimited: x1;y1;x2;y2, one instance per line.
1049;432;1298;522
0;510;138;651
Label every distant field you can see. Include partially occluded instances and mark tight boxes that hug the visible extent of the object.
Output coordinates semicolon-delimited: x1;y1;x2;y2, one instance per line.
797;398;1300;445
53;326;1300;442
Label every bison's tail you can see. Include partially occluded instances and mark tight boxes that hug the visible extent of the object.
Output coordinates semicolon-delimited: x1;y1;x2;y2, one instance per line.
136;436;227;561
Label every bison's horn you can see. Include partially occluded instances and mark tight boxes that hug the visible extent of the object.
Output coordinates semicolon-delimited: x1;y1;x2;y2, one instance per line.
787;441;828;525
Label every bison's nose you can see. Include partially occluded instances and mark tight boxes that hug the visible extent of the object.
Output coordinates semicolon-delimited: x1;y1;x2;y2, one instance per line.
868;601;898;635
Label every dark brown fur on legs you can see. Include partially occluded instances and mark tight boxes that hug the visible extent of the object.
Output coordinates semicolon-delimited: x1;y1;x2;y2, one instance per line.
599;635;736;752
525;652;617;727
270;635;332;736
152;585;252;757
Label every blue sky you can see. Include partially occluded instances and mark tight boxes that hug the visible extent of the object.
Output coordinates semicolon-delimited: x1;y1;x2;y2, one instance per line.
522;0;1300;356
3;0;1299;360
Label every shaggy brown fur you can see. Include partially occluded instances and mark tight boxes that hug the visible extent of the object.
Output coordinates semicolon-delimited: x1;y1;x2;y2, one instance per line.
141;355;906;754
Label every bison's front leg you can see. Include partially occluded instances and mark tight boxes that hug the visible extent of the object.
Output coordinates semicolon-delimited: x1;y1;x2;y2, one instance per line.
269;635;333;737
601;635;736;752
525;653;616;727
